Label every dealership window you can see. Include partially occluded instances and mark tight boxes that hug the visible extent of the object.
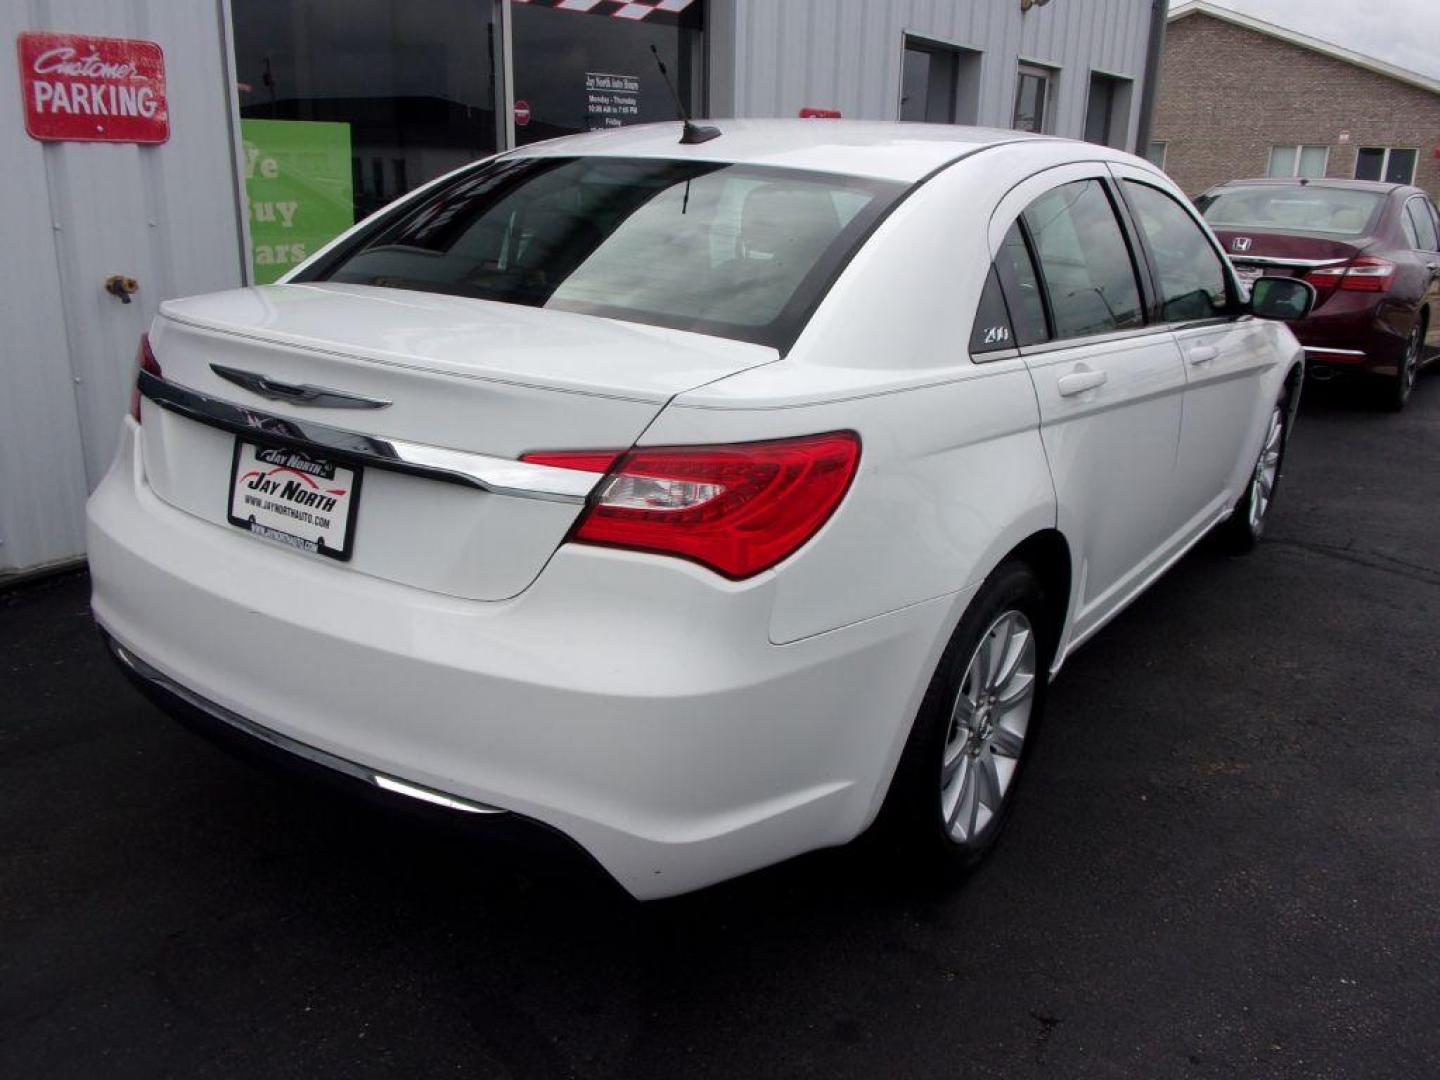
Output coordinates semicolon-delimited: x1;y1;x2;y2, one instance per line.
511;0;703;147
900;36;981;125
1083;72;1132;148
1355;147;1418;185
1145;142;1167;170
231;0;501;283
1267;145;1329;179
1012;63;1054;134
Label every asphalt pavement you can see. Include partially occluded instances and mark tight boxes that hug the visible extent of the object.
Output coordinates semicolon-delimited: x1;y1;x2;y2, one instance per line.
2;374;1438;1079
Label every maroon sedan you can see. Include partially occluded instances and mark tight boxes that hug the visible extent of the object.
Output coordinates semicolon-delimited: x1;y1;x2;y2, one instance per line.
1195;178;1440;410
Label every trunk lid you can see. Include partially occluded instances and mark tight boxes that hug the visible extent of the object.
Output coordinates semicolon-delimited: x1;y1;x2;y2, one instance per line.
1213;229;1376;311
141;282;776;600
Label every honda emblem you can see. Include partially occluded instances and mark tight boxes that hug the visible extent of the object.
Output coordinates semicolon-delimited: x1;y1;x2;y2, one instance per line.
1232;237;1253;253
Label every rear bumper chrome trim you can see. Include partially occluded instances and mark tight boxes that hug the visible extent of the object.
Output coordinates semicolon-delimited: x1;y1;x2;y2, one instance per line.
107;635;506;816
138;369;603;505
1303;346;1366;357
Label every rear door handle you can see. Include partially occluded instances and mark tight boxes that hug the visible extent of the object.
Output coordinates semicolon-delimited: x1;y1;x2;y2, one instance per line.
1187;344;1219;366
1056;366;1108;397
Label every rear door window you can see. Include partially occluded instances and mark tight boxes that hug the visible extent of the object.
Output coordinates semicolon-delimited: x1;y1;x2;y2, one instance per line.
994;223;1049;346
1121;180;1231;323
1021;180;1144;340
1405;198;1438;251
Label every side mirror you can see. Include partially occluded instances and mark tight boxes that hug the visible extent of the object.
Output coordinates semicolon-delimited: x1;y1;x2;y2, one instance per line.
1248;276;1316;321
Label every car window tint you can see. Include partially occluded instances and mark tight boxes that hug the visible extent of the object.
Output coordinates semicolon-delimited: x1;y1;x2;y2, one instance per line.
1022;180;1143;339
1122;180;1229;323
994;223;1049;345
1400;205;1421;248
1406;199;1438;251
970;268;1015;356
1196;186;1383;237
309;156;903;349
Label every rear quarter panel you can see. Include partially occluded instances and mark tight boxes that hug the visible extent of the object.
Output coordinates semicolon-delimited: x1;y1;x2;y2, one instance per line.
652;145;1072;645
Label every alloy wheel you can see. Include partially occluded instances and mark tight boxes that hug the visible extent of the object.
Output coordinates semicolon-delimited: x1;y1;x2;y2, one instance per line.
940;610;1037;844
1402;325;1421;398
1247;404;1284;531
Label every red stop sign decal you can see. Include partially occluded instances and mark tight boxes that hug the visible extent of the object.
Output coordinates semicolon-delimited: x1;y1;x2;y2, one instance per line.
514;100;531;127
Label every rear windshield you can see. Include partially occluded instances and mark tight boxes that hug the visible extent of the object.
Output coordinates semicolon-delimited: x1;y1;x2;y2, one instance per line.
303;156;905;349
1195;186;1383;237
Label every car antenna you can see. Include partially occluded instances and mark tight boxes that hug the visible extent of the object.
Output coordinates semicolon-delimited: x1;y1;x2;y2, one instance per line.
650;45;720;145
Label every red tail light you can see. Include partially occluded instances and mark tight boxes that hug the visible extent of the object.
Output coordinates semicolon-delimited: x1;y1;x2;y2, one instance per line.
1305;256;1395;293
524;432;861;579
128;333;162;422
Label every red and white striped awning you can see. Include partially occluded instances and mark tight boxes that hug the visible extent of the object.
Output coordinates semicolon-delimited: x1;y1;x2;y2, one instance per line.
513;0;700;25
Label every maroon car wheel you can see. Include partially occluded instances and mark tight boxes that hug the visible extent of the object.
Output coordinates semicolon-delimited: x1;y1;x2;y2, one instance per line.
1384;321;1424;412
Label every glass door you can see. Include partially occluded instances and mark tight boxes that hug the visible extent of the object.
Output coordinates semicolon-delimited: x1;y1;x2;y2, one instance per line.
231;0;502;282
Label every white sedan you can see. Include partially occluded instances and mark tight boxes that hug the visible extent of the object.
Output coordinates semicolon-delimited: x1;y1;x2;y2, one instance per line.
88;121;1314;898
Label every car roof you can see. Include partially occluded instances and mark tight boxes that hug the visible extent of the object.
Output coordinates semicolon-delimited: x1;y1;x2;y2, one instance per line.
502;119;1054;184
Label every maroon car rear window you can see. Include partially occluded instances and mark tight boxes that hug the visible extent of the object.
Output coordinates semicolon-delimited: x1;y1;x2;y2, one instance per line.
1196;187;1383;237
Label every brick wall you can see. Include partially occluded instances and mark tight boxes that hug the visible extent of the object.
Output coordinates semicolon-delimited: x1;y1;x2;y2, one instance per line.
1153;12;1440;200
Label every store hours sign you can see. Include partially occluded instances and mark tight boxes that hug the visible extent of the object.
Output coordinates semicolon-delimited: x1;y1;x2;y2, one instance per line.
17;31;169;143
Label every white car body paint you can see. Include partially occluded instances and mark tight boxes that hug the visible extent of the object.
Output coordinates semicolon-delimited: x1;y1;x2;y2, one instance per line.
87;122;1303;898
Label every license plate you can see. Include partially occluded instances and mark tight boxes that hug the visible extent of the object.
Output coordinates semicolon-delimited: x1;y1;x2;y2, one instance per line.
227;440;362;561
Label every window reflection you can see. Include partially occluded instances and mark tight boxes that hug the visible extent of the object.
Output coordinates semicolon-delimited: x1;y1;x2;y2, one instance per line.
232;0;499;281
314;157;901;347
511;2;703;145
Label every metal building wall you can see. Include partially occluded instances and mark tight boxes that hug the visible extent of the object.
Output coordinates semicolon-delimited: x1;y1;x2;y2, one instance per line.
713;0;1153;148
0;0;245;577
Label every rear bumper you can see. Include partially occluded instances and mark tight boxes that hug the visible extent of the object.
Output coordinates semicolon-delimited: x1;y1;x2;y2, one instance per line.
104;629;622;890
1291;295;1412;378
87;418;957;898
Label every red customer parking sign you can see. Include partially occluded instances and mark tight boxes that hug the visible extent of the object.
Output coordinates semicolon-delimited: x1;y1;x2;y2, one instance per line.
17;31;169;144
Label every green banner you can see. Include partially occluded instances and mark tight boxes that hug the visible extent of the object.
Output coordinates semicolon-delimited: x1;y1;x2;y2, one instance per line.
240;119;353;285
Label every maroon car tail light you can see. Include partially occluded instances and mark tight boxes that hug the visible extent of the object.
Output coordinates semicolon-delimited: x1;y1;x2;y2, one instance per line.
523;432;862;579
1305;256;1396;294
128;333;162;422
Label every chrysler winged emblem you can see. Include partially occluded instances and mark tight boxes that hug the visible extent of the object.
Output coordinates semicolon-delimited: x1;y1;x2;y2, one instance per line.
212;365;391;409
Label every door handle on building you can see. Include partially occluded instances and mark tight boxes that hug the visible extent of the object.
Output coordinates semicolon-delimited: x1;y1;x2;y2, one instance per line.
1187;344;1219;366
1057;366;1108;397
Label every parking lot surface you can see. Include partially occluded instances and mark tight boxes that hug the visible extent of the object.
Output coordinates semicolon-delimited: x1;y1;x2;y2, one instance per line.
3;377;1438;1079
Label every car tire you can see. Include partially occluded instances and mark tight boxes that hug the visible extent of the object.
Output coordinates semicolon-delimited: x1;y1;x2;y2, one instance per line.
1217;386;1290;554
874;560;1053;877
1381;320;1423;412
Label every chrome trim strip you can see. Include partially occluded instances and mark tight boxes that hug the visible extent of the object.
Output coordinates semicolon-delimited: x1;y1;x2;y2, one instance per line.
1018;324;1175;358
1228;254;1347;270
1303;346;1366;356
138;369;602;505
211;363;393;409
109;638;505;816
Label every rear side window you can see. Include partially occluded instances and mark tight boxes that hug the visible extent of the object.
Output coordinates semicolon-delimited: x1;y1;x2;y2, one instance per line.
304;156;904;350
1021;180;1144;339
1122;180;1230;323
1405;198;1438;251
1401;205;1421;248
